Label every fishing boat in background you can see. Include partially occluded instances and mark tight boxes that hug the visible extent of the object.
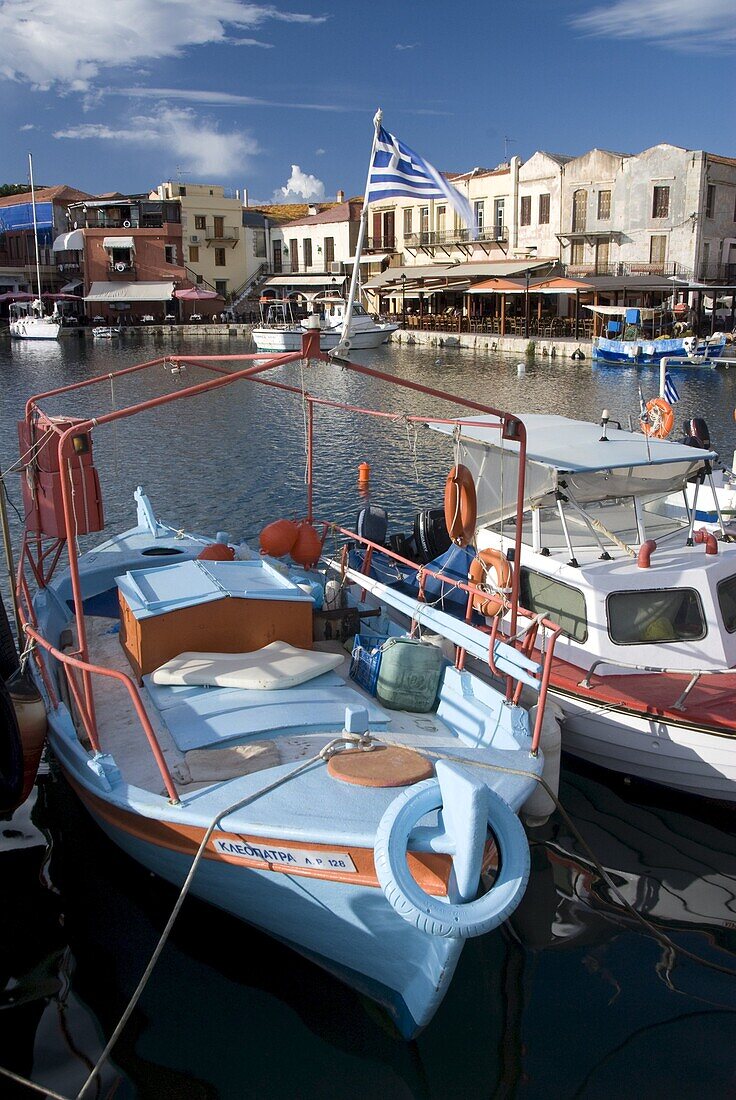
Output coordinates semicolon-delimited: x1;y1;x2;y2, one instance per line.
251;295;397;352
589;304;728;365
12;322;561;1038
8;155;61;342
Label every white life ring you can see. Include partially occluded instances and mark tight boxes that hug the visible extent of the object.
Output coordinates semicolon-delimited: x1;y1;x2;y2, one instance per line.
122;220;131;228
115;262;126;272
374;776;530;938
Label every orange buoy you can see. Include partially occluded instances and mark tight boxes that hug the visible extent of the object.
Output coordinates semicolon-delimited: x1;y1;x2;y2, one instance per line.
197;542;235;561
358;461;371;486
259;519;299;558
290;521;322;567
640;397;674;439
444;464;477;546
468;548;513;618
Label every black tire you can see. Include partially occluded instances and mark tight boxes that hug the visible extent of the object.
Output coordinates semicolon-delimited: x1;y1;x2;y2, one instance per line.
0;593;19;682
0;676;23;813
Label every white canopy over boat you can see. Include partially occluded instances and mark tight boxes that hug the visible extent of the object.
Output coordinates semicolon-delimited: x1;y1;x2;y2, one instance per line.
432;414;715;523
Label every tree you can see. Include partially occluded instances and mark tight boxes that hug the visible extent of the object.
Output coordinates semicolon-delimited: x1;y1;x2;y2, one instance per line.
0;183;47;198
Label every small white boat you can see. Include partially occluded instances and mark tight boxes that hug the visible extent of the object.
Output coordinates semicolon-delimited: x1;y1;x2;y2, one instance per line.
252;295;398;352
9;308;61;341
92;326;121;339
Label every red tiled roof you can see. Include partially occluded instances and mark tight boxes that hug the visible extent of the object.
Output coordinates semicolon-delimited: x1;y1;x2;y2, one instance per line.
0;185;94;208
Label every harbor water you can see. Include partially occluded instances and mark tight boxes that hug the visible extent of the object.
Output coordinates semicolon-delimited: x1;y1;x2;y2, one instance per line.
2;332;736;1098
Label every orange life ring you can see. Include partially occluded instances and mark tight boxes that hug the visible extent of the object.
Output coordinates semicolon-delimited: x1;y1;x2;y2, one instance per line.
640;397;674;439
444;464;477;546
468;549;513;618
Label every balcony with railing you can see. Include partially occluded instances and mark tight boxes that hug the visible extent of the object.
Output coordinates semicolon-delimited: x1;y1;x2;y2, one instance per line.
563;260;692;280
205;225;240;245
404;226;508;251
365;236;396;252
697;262;736;284
108;259;137;277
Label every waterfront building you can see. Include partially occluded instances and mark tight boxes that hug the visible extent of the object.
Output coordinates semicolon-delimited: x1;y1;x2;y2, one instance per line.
53;193;190;323
0;185;92;296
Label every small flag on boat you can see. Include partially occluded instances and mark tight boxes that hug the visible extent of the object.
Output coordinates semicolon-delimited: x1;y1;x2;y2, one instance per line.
366;127;477;236
663;372;680;404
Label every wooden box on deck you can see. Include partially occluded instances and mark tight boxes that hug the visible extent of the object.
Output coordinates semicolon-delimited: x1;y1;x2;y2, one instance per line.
118;590;313;679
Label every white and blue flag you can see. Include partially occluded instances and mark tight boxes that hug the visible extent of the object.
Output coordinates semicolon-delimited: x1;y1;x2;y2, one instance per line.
663;371;680;404
366;127;476;236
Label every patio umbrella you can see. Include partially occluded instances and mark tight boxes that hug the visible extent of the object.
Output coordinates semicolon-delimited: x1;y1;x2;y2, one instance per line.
42;293;83;300
0;292;35;302
173;286;223;321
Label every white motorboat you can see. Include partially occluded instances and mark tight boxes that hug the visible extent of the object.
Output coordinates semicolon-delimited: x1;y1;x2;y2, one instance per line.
425;411;736;803
251;296;398;353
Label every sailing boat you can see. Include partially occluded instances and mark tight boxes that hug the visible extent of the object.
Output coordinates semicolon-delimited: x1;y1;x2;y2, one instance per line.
9;154;61;341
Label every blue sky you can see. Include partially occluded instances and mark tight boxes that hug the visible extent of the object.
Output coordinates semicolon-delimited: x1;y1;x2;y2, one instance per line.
2;0;736;203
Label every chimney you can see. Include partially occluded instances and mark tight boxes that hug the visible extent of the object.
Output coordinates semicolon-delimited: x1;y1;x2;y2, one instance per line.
336;189;345;203
308;204;319;216
242;187;249;208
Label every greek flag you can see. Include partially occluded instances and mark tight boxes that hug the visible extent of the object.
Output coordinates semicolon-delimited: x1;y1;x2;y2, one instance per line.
663;371;680;404
366;127;476;236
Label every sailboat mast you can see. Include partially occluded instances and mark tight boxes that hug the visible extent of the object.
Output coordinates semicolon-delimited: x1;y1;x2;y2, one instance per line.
28;153;43;306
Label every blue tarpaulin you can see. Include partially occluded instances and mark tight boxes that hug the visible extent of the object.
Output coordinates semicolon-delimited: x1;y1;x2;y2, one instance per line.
0;201;53;233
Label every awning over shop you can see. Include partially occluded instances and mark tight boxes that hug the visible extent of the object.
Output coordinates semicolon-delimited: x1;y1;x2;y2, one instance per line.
261;274;345;288
85;281;175;302
60;280;83;294
102;236;135;250
52;229;85;252
584;304;664;318
364;259;551;291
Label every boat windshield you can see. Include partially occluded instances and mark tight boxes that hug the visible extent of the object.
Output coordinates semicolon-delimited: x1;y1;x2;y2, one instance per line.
607;588;707;644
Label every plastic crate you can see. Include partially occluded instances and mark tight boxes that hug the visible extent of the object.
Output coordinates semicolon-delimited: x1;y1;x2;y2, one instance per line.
349;633;391;695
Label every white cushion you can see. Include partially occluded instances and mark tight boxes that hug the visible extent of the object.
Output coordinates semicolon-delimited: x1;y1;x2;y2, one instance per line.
151;640;344;690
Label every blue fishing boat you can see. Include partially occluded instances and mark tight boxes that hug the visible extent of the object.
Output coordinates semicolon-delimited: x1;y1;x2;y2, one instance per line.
13;325;561;1038
593;332;727;365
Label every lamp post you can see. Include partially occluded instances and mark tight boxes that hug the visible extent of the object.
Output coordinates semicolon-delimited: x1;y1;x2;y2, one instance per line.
523;267;530;339
401;273;406;327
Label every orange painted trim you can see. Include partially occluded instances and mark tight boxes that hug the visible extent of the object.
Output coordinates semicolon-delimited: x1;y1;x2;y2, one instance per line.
65;771;458;895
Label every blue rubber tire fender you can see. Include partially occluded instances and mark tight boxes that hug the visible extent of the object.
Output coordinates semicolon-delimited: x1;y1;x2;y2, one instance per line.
374;778;530;938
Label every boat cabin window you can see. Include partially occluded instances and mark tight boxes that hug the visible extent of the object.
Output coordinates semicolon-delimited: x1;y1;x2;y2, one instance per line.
607;588;706;645
353;303;367;316
717;575;736;633
519;569;588;643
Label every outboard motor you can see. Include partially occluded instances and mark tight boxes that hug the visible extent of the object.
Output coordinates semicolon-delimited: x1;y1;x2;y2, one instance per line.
413;508;451;564
681;417;710;450
356;504;388;546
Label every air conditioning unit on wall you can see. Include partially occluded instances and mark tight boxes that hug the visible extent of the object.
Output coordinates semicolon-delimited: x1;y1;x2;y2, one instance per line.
330;261;345;275
190;234;200;243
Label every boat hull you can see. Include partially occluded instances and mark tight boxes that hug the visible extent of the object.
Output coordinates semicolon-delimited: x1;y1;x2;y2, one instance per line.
549;679;736;803
251;326;396;353
592;335;726;365
10;317;61;340
57;756;463;1038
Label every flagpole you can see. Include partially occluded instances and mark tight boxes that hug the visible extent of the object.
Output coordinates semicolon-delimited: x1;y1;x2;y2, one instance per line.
331;107;383;359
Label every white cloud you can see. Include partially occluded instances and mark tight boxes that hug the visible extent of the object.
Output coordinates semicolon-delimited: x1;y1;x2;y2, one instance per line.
575;0;736;49
275;165;325;201
19;123;37;131
0;1;327;91
395;42;419;50
115;85;348;111
226;37;274;47
315;147;326;156
53;107;259;177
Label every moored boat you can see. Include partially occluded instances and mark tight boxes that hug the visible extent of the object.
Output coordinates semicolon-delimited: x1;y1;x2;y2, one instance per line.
426;409;736;803
13;325;560;1036
252;295;397;352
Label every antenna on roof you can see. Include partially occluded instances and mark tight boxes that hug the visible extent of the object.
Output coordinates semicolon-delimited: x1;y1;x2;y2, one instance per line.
504;136;515;162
